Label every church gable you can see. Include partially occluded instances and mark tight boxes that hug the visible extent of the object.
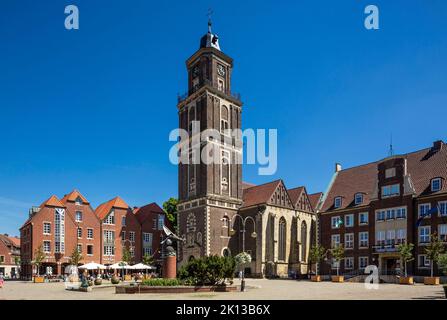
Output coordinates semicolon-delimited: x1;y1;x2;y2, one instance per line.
268;180;294;210
289;186;314;213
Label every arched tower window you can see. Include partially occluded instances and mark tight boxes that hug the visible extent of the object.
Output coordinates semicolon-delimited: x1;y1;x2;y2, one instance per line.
221;150;230;195
221;216;230;237
278;217;286;261
188;106;196;133
301;221;307;262
220;105;229;133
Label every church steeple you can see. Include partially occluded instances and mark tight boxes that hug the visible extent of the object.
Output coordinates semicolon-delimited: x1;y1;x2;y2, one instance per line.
200;15;220;51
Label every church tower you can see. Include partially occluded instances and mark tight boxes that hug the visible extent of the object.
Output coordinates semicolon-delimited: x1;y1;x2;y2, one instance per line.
176;20;243;264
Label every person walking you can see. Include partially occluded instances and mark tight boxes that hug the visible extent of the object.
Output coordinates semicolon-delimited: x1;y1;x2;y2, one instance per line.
0;272;4;288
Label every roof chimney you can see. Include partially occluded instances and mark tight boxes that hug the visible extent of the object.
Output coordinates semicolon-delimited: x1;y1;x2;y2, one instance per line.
335;163;342;173
432;140;443;152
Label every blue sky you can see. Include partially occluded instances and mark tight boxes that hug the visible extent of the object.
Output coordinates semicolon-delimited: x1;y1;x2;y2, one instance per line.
1;0;446;236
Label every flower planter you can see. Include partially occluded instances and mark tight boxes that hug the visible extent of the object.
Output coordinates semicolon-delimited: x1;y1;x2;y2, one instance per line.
311;275;321;282
399;277;414;285
87;280;94;287
423;277;440;285
111;276;120;284
331;276;344;283
34;276;45;283
94;278;102;286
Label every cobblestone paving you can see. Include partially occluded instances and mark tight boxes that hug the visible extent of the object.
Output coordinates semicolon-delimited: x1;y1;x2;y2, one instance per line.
0;279;445;300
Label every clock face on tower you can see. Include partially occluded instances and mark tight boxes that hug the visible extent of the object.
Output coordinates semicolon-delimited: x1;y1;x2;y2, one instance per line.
217;64;226;77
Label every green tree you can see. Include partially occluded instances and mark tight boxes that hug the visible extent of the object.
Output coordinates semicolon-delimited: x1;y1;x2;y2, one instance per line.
438;254;447;274
142;253;155;266
69;247;83;266
309;244;327;276
330;245;345;276
397;243;414;277
122;247;132;264
163;198;178;231
425;233;445;277
32;245;46;276
178;255;236;286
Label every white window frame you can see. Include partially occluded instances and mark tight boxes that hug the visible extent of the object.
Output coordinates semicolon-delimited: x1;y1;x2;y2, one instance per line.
438;224;447;242
43;222;51;235
359;256;369;269
359;212;368;225
376;210;385;221
77;227;82;239
418;226;431;244
345;233;354;249
129;231;135;242
87;228;93;240
334;197;342;209
344;214;354;228
438;201;447;217
419;203;431;218
121;216;126;226
344;257;354;270
75;211;82;222
376;231;385;246
104;210;115;225
359;232;369;248
331;234;341;248
77;244;82;253
385;168;396;178
43;241;51;253
396;229;406;244
331;216;341;229
431;178;441;192
381;184;400;198
354;193;363;205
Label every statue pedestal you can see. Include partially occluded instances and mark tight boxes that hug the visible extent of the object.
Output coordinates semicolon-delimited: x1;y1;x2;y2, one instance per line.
163;255;177;279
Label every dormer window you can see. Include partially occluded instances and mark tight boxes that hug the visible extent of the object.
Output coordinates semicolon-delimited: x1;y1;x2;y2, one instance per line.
355;193;363;205
334;197;342;209
385;168;396;179
431;178;442;192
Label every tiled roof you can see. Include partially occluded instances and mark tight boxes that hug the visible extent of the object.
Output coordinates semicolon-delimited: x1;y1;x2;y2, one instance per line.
133;202;165;224
8;236;20;247
95;196;129;220
40;195;65;208
308;192;323;212
288;186;305;206
0;234;20;248
242;182;256;190
61;189;90;204
321;141;447;212
241;180;281;208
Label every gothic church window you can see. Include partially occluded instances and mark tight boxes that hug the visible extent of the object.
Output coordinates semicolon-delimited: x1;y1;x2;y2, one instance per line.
301;221;307;262
278;217;286;261
221;151;230;195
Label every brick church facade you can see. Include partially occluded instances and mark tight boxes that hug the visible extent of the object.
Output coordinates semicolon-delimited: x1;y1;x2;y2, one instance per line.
176;21;319;278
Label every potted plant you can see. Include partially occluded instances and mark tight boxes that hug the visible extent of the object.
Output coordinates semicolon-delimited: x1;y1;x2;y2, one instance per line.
309;244;327;282
397;242;414;285
234;252;252;292
424;233;444;285
330;245;345;283
111;275;120;284
32;245;46;283
437;254;447;298
94;276;102;286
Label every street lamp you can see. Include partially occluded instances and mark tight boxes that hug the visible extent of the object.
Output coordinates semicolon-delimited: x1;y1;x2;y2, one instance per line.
226;214;257;292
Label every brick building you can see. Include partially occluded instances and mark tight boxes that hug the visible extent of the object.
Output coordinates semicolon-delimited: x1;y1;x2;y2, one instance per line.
319;140;447;277
0;234;21;278
19;190;166;279
176;20;319;278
